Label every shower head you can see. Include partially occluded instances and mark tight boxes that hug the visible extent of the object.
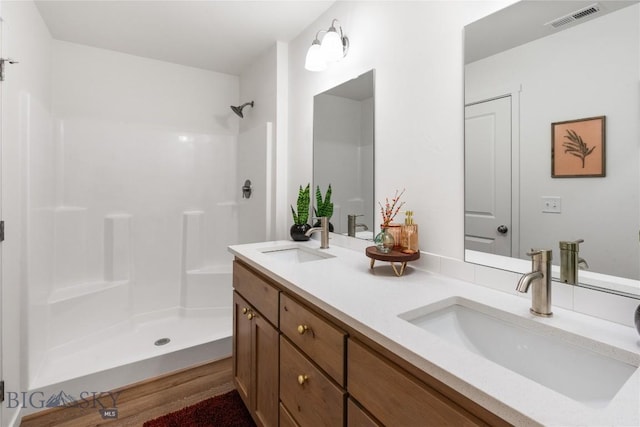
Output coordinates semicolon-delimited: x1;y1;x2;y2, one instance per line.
230;101;254;118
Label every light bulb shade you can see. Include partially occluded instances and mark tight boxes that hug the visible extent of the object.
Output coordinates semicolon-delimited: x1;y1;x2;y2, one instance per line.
320;29;344;62
305;42;327;71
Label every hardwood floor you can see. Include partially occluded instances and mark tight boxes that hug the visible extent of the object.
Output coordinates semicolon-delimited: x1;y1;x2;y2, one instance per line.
21;357;235;427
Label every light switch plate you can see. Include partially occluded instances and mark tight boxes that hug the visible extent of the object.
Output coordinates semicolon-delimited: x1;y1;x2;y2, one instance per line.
542;196;562;213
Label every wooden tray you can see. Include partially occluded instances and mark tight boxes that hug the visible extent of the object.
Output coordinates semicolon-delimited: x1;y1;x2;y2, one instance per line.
365;246;420;276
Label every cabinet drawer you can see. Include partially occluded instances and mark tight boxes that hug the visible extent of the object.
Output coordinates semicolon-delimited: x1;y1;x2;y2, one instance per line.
280;293;346;385
233;261;279;326
280;336;345;427
348;338;488;426
279;403;299;427
348;398;382;427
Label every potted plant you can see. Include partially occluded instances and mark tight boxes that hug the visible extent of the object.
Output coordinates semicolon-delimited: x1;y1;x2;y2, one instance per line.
290;183;311;241
313;184;334;232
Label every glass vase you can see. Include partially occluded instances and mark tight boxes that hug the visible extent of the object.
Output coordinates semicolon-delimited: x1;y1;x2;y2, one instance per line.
385;223;402;248
374;226;395;253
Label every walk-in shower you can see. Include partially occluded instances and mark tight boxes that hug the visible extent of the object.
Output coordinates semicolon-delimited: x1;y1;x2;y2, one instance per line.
19;41;271;416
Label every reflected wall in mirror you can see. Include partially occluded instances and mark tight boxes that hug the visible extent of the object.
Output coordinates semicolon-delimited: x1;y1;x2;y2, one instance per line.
464;1;640;294
313;69;375;239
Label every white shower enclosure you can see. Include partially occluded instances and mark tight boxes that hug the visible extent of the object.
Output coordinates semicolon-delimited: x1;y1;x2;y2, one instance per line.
20;41;273;398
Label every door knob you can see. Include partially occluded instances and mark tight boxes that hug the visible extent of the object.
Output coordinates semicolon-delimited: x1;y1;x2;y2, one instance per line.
497;225;509;234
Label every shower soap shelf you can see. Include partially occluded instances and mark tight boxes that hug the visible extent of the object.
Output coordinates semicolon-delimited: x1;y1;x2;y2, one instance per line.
365;246;420;277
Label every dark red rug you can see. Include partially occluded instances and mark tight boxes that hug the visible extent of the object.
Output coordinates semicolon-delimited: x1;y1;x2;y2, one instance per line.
143;389;256;427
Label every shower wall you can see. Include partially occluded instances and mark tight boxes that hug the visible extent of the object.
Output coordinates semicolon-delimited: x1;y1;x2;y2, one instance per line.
2;2;55;422
237;122;273;243
30;40;242;367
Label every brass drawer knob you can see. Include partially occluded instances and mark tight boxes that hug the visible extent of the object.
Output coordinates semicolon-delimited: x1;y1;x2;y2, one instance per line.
297;374;308;385
242;307;248;315
247;311;255;320
297;324;309;334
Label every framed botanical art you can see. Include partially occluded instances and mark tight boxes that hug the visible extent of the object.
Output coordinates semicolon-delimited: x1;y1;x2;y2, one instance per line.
551;116;605;177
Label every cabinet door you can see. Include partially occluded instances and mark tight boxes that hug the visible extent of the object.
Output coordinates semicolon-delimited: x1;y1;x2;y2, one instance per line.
253;312;279;427
233;291;253;407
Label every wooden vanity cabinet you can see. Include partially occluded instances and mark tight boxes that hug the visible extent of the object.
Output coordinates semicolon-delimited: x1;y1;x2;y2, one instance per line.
232;262;279;427
232;259;509;427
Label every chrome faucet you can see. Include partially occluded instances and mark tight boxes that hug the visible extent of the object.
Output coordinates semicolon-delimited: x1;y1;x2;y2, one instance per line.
516;249;553;317
559;239;589;285
347;214;369;237
305;217;329;249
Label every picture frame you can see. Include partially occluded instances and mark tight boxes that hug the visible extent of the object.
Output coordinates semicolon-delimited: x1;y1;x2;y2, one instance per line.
551;116;605;178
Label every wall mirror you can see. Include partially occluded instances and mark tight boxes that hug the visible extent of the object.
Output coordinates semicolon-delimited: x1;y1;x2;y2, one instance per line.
313;69;375;239
464;1;640;297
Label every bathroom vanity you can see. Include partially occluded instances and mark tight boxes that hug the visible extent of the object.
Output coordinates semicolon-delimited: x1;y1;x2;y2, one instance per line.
229;239;640;426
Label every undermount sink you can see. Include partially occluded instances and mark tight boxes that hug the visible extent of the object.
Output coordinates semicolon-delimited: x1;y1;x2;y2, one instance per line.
399;297;638;408
260;245;334;264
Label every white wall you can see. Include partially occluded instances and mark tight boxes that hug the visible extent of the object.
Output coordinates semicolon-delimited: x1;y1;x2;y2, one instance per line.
239;43;283;240
466;5;639;279
288;1;513;255
0;1;53;424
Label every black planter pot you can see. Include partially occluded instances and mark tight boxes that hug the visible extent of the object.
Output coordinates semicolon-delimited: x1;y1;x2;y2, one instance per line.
635;304;640;336
290;223;312;241
313;219;334;232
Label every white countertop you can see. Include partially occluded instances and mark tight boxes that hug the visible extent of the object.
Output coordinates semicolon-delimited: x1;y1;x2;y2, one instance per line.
229;238;640;426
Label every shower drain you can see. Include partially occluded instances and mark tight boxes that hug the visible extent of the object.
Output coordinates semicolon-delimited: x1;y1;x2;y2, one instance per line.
154;337;171;346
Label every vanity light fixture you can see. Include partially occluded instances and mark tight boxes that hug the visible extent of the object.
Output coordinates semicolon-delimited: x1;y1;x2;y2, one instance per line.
304;33;328;72
304;19;349;71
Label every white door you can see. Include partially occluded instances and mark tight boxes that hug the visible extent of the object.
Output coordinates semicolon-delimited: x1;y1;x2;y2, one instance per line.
464;96;512;256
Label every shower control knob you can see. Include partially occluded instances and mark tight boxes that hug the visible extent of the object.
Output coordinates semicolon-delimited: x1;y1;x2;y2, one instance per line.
497;225;509;234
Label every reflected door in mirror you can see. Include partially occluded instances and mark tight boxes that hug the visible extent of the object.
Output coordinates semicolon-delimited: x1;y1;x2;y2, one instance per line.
465;96;512;257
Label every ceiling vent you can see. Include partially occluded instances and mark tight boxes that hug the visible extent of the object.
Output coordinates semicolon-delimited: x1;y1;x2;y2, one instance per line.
545;3;602;28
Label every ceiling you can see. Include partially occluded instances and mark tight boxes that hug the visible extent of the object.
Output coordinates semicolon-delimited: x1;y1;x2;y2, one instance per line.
465;0;638;64
35;1;335;75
